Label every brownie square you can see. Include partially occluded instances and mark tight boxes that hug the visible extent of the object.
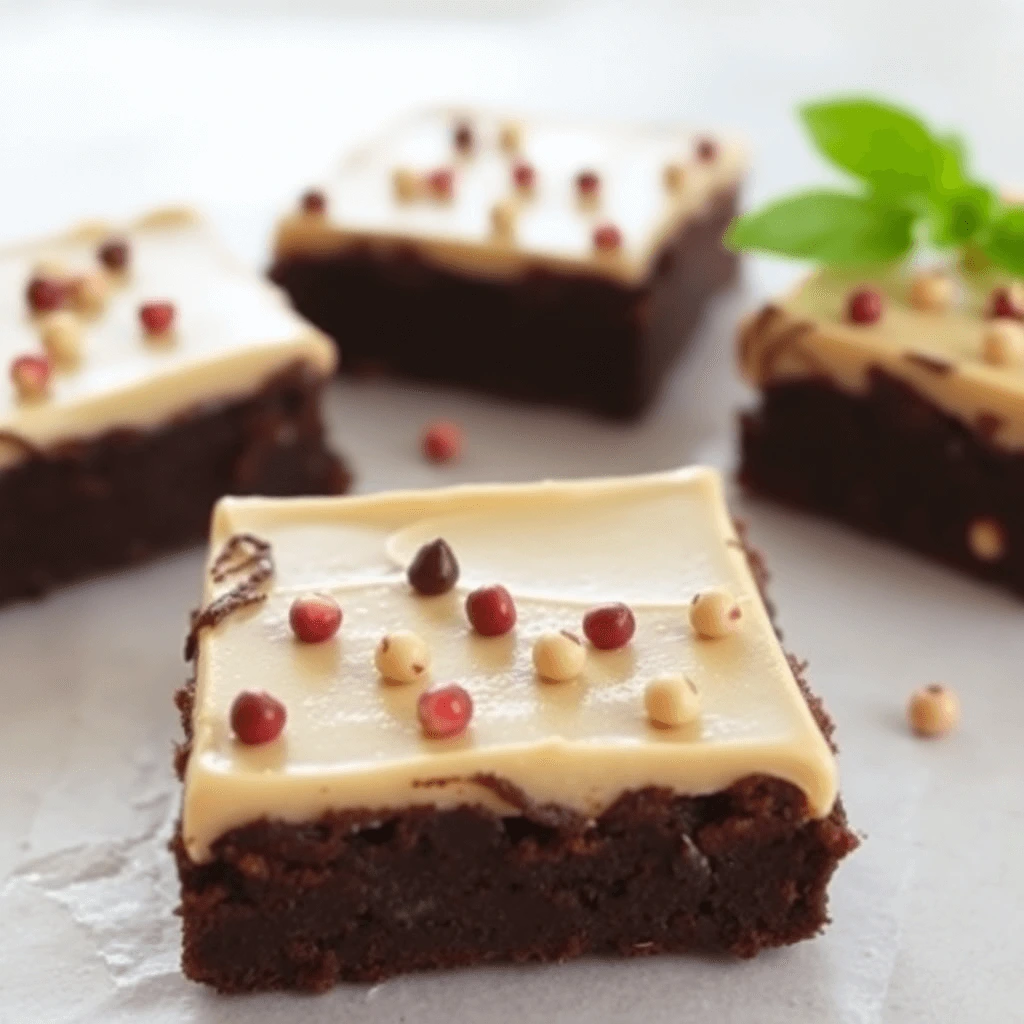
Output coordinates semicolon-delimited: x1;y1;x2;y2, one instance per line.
739;272;1024;595
269;110;745;418
0;208;349;604
173;468;855;992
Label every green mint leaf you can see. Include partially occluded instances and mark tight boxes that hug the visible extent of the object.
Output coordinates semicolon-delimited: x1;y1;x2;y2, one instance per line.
800;98;941;198
726;190;915;265
929;183;995;246
983;206;1024;278
935;133;968;191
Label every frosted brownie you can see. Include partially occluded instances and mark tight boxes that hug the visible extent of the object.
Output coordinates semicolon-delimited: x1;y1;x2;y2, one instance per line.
0;208;348;604
173;468;855;992
730;97;1024;594
740;271;1024;593
269;109;745;418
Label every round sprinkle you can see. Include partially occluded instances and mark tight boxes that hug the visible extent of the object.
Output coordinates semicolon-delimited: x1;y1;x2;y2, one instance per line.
230;690;287;745
512;160;536;192
300;189;327;216
847;287;884;325
593;223;622;253
139;300;175;337
289;593;342;643
375;631;431;685
374;626;430;684
689;588;742;639
663;162;686;193
70;272;109;316
10;354;52;401
576;169;600;199
532;630;586;683
421;419;463;464
39;311;82;366
491;200;516;240
966;516;1006;563
498;120;523;153
466;585;517;637
407;538;460;596
645;675;701;728
981;320;1024;367
988;285;1024;321
452;120;474;153
695;137;718;162
426;167;455;201
908;272;954;313
418;683;473;739
907;684;959;739
26;275;68;314
392;167;420;202
582;603;636;650
98;237;130;273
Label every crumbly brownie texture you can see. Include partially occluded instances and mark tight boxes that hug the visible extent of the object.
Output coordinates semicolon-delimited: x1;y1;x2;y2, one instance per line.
172;492;856;993
741;369;1024;594
271;187;738;419
0;363;348;605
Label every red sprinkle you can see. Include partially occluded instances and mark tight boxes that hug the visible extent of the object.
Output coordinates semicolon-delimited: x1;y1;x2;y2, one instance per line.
593;223;622;252
98;237;130;272
453;120;474;153
426;168;455;200
576;170;600;198
418;683;473;739
422;419;463;464
989;286;1024;320
26;276;67;314
10;354;52;399
139;300;175;335
301;189;327;215
583;603;636;650
466;585;517;637
695;137;718;162
512;161;536;191
289;593;342;643
230;690;286;745
847;288;883;325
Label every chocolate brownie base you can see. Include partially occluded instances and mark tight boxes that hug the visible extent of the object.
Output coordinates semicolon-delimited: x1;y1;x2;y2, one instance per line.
173;534;856;993
740;371;1024;595
0;363;349;606
269;187;739;420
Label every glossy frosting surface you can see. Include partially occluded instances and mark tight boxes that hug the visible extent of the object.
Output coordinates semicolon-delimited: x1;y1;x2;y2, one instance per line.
274;109;746;284
182;468;838;862
0;209;335;465
742;269;1024;449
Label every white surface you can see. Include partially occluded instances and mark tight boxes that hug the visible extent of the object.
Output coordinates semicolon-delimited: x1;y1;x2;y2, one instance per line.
0;1;1022;1021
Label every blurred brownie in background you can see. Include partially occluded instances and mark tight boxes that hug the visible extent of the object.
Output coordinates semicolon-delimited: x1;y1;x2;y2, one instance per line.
0;208;348;605
270;109;746;418
739;271;1024;595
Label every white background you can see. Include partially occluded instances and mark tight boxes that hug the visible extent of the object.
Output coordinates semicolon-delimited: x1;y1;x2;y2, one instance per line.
1;1;1023;1021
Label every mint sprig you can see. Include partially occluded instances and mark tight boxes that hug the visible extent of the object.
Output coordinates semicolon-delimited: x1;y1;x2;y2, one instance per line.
726;97;1024;279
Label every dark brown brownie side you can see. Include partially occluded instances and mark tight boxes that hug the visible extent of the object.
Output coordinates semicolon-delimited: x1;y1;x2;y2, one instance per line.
0;362;349;605
740;370;1024;595
269;187;739;420
172;530;856;993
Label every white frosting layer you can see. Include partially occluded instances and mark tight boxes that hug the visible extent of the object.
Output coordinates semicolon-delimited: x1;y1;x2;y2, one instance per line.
181;468;838;863
741;269;1024;450
274;109;746;285
0;209;336;467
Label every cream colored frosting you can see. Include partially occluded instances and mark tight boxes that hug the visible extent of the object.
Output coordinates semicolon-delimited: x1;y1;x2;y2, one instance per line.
740;269;1024;450
181;468;838;863
273;109;746;285
0;208;336;468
